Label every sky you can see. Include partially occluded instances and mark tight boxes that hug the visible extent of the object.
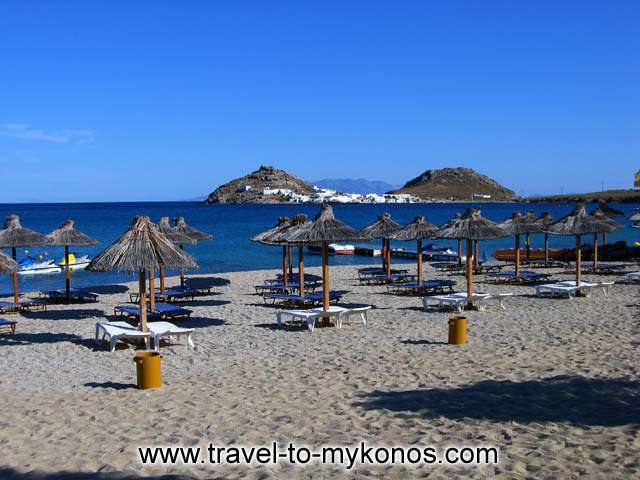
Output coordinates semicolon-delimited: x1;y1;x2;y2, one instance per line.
0;1;638;202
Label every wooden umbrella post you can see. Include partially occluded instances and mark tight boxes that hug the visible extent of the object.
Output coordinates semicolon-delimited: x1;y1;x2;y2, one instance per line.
148;269;156;313
474;240;479;272
575;235;582;286
381;238;386;272
457;239;462;267
179;244;185;287
416;238;423;286
322;240;330;312
11;246;19;305
544;233;549;266
385;238;392;277
63;245;71;300
602;231;607;258
525;233;531;262
287;245;293;277
515;234;521;277
282;245;288;287
298;245;305;297
139;269;148;333
159;265;165;294
466;239;474;309
593;232;599;272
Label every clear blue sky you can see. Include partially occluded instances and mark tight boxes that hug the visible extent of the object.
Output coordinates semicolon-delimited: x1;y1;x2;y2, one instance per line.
0;1;638;202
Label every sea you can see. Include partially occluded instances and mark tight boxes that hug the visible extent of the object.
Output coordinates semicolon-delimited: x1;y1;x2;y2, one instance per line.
0;201;638;294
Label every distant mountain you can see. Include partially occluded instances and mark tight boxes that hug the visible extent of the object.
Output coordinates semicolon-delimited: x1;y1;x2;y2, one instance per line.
391;167;516;201
312;178;400;195
205;165;314;204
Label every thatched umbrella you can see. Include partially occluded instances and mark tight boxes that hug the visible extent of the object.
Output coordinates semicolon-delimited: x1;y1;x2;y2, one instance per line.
285;204;368;311
155;217;195;294
0;215;49;304
499;212;543;276
172;217;213;287
546;205;602;285
534;212;555;265
252;216;293;286
438;213;464;266
435;208;507;309
590;208;622;269
360;213;402;276
0;251;19;273
87;216;197;332
267;214;311;295
390;216;437;285
46;220;99;301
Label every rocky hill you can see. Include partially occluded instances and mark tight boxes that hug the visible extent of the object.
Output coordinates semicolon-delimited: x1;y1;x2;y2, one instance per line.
390;167;516;201
205;165;315;204
526;189;640;204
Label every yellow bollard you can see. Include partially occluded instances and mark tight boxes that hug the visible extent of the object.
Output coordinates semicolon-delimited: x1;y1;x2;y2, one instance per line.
133;352;163;389
448;316;467;345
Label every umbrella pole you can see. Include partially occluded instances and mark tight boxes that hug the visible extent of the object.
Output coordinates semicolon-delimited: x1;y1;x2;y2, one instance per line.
457;239;462;267
298;245;305;297
11;247;19;305
282;246;288;287
139;269;148;333
159;266;165;294
602;231;607;258
148;269;156;313
64;245;71;301
544;233;549;266
474;240;479;273
525;233;531;262
179;244;185;287
381;238;386;271
416;239;423;286
322;240;329;313
386;238;392;277
575;235;582;286
466;239;473;309
593;232;599;272
288;245;293;277
515;234;520;277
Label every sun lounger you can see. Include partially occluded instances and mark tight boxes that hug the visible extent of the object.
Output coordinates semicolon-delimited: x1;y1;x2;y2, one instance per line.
361;273;417;286
129;286;198;303
357;268;409;283
387;279;456;295
534;281;612;299
264;291;345;306
276;309;323;331
430;262;464;273
0;318;17;334
40;289;98;303
95;321;151;351
486;270;551;284
332;306;372;329
625;272;640;283
422;292;513;312
276;305;372;332
114;303;193;321
147;321;194;351
0;300;46;314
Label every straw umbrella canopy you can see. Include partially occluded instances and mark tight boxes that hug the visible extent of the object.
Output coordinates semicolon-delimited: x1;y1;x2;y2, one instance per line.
252;216;294;286
284;204;369;312
590;208;622;269
46;219;99;300
0;215;50;304
390;216;438;285
0;251;19;273
533;212;555;265
360;213;402;276
439;212;464;266
499;212;543;276
155;217;196;293
435;208;508;309
87;216;197;332
545;205;602;285
171;217;212;287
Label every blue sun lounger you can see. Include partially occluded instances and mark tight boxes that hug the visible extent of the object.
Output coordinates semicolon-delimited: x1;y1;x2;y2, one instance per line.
41;289;98;303
264;291;344;306
387;279;456;295
114;303;192;321
486;270;551;284
0;300;46;314
0;318;17;334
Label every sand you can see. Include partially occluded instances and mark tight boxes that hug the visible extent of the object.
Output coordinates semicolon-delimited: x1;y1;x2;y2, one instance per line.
0;264;638;479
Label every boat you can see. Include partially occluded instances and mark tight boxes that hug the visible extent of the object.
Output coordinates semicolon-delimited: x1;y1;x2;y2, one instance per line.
421;244;461;262
307;243;355;255
18;256;62;275
58;253;91;271
493;248;563;262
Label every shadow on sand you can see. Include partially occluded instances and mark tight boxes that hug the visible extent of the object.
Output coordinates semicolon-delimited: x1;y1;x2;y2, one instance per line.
0;332;95;349
23;309;105;321
84;284;130;295
83;381;137;390
355;375;640;427
185;276;231;288
0;467;192;479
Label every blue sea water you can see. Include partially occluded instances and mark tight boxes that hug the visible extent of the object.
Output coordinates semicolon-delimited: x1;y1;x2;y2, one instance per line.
0;201;638;294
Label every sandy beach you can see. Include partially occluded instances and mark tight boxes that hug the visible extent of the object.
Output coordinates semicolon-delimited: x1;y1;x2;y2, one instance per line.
0;264;638;479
